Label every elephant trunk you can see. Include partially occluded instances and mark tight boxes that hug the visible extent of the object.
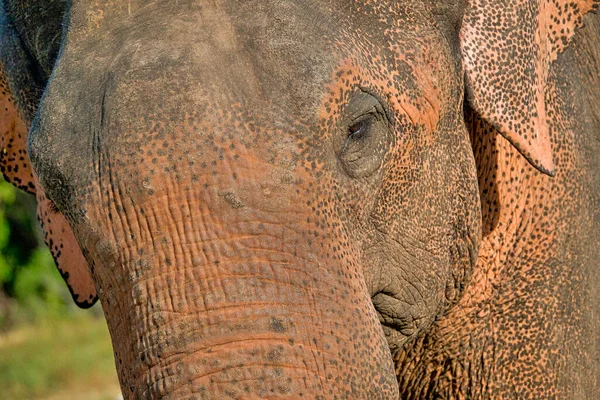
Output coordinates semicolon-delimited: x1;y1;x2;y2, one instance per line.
81;146;398;399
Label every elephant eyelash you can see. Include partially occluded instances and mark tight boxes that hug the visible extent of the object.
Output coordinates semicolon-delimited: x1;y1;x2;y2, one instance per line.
47;199;59;214
342;114;376;153
348;115;374;140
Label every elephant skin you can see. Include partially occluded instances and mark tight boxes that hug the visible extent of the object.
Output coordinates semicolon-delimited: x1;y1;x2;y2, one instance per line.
0;0;599;398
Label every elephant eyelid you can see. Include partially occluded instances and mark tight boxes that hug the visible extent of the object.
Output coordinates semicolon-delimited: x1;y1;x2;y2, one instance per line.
356;87;395;127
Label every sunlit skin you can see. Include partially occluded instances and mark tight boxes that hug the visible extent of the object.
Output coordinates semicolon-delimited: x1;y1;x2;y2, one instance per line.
1;0;599;398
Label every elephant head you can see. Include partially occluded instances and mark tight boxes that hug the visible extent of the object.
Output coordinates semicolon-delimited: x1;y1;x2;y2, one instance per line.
0;0;597;398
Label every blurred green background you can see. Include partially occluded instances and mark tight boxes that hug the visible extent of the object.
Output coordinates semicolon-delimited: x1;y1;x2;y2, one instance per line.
0;176;120;400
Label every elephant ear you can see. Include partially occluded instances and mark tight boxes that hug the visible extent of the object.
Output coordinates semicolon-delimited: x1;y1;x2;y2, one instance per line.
0;17;98;308
460;0;599;176
0;65;36;193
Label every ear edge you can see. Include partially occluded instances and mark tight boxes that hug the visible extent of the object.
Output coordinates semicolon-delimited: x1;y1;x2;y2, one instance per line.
0;67;38;192
467;96;556;177
54;260;99;309
460;0;599;177
36;188;99;310
47;226;99;309
499;125;556;177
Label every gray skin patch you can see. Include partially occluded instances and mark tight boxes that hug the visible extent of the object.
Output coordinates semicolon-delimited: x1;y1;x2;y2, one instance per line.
219;191;245;209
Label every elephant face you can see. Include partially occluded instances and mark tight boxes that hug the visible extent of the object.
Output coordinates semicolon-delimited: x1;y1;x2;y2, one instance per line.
22;1;480;396
3;0;595;398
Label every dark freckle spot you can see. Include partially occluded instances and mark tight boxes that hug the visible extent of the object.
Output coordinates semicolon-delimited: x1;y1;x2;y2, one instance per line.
270;317;286;333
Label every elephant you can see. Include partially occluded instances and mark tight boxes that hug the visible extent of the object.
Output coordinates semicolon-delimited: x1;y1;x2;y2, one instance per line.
1;0;599;398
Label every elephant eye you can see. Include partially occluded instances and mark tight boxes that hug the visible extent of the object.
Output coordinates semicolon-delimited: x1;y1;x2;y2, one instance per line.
348;114;375;140
341;114;376;153
335;90;393;178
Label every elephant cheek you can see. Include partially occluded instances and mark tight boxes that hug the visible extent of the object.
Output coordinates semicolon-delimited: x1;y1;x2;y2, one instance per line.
78;156;399;399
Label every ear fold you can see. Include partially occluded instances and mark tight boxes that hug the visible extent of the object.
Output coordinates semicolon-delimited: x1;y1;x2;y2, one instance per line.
460;0;599;176
35;188;98;308
0;24;98;308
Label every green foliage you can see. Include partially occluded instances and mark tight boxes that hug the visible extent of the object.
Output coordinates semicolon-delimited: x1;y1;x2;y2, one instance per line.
12;249;70;321
0;179;17;284
0;314;119;400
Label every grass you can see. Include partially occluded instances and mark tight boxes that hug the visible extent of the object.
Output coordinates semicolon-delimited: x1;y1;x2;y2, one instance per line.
0;313;121;400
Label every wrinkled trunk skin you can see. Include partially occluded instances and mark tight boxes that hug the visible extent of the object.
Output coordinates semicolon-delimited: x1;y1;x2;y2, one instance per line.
75;145;398;398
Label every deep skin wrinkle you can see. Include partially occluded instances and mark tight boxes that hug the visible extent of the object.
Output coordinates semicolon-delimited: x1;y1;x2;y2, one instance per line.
0;0;599;398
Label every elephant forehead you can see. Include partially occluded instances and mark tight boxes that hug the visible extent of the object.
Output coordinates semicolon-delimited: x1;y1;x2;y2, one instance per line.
59;0;437;118
58;2;337;119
